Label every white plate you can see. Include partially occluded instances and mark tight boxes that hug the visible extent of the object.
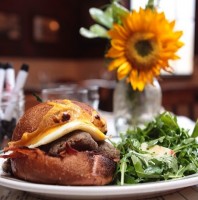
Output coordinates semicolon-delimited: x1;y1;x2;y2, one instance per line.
0;158;198;199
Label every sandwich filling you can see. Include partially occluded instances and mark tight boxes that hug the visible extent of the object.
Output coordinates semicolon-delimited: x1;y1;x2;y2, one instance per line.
9;120;107;148
8;100;107;148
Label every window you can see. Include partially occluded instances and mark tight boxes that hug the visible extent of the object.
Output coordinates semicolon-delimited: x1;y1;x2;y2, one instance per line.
131;0;196;76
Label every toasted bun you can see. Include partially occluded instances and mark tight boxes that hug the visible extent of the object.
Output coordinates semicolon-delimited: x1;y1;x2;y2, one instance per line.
7;99;116;186
10;148;116;186
10;99;107;148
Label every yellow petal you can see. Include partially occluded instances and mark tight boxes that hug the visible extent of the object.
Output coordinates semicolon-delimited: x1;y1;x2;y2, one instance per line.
105;47;124;58
111;39;125;51
108;57;126;71
117;62;131;80
105;7;183;91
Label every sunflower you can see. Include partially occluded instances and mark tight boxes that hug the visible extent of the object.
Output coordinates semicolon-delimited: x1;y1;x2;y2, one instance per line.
105;8;184;91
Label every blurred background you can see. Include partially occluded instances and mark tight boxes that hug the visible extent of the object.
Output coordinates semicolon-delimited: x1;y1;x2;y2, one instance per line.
0;0;198;121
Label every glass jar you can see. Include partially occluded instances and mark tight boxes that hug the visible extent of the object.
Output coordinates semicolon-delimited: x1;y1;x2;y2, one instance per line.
113;79;162;134
0;90;25;148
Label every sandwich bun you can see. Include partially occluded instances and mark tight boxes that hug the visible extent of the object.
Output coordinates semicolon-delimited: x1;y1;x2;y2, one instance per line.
2;99;119;186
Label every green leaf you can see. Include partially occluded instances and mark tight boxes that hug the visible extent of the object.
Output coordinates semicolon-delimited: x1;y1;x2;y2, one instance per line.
146;0;155;10
112;1;129;16
144;166;163;176
160;112;178;130
79;26;109;39
191;120;198;138
120;157;128;185
131;155;144;178
89;8;113;28
79;27;99;38
90;24;109;38
111;1;129;24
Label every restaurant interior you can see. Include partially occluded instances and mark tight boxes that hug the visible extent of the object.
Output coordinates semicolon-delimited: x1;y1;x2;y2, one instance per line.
1;1;198;199
0;0;198;121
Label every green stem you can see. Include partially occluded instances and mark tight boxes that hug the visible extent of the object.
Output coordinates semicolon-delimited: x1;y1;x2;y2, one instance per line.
146;0;155;10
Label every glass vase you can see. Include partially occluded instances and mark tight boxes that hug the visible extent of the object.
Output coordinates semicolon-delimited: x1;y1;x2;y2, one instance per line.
113;79;162;134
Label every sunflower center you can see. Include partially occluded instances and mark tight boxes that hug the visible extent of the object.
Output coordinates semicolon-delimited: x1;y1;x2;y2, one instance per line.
135;40;153;57
125;33;160;70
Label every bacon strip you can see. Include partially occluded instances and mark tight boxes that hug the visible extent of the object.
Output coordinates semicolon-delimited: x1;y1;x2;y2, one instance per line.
0;144;79;160
0;147;39;159
59;142;78;157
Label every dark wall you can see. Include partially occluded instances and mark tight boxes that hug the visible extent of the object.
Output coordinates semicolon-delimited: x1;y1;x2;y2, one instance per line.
195;0;198;55
4;0;195;59
0;0;129;59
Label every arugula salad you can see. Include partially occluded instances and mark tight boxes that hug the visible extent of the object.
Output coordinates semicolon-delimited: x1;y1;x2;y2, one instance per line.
113;112;198;185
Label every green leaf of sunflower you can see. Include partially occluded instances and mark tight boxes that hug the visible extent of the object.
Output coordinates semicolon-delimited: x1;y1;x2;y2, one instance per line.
79;25;109;39
79;27;98;38
111;1;129;24
89;8;113;28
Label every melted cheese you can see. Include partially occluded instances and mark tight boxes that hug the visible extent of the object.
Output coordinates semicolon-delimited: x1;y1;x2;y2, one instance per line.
8;100;107;148
9;120;107;148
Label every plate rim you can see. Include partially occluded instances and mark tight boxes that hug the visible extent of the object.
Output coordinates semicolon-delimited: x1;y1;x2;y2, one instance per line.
1;166;198;197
